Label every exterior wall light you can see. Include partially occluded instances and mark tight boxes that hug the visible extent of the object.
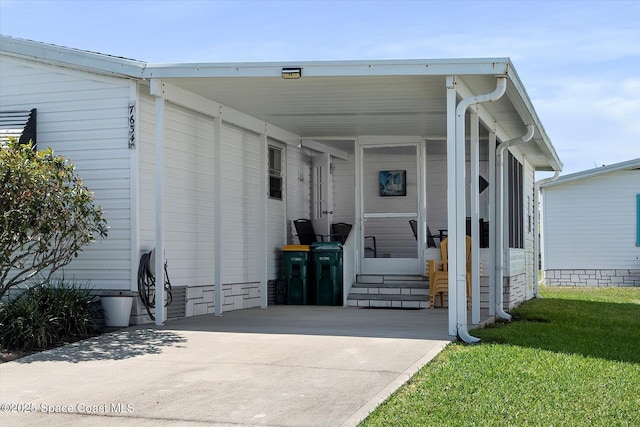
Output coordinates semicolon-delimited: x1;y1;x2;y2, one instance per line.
282;67;302;79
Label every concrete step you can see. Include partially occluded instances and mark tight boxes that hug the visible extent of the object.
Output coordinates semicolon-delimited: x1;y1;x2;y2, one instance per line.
356;274;428;285
346;293;428;309
347;275;429;309
349;283;429;295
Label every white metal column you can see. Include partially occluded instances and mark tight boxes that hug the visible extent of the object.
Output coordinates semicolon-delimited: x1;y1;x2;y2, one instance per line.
213;113;223;316
488;131;497;316
419;139;427;272
445;76;458;336
151;79;166;326
129;82;140;293
260;129;268;309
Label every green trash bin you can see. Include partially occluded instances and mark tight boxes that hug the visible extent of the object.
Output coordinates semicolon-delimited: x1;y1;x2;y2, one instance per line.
282;245;311;305
311;241;343;306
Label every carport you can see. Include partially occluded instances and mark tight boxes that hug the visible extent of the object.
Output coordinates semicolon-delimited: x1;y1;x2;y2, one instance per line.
143;59;562;340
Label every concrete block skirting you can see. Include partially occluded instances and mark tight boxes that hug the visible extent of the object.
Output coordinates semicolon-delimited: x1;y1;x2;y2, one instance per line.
222;282;261;312
129;281;263;324
504;273;527;310
545;269;640;287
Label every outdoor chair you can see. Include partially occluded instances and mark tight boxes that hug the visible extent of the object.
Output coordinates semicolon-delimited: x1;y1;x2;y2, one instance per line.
293;219;340;245
331;222;377;257
409;219;437;248
427;236;472;309
331;222;352;244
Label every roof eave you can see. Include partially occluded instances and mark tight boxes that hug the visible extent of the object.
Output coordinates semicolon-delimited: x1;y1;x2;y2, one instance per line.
504;65;563;172
0;35;145;79
540;158;640;188
142;58;513;79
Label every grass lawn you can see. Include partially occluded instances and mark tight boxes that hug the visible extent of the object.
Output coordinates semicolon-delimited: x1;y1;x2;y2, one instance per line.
360;286;640;426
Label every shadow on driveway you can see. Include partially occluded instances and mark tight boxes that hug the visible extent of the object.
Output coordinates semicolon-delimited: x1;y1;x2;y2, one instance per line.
13;328;187;364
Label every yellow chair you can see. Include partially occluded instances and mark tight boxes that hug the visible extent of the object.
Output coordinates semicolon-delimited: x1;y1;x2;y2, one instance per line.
428;236;472;308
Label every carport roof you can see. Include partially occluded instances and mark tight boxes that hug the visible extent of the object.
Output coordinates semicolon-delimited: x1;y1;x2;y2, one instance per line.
1;35;562;171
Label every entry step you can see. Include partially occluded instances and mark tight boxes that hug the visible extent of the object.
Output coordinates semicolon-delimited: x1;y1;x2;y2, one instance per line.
347;275;429;309
356;274;428;285
347;293;428;309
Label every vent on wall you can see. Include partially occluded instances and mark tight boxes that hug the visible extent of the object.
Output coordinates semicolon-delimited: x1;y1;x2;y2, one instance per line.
0;109;37;147
167;286;186;319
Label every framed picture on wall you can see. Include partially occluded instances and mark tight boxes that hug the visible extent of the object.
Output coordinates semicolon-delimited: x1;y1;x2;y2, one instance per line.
379;170;406;196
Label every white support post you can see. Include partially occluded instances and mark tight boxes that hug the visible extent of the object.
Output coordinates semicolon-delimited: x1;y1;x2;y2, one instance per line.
354;139;363;275
488;131;497;316
495;143;505;317
153;80;166;326
129;82;140;293
419;139;427;273
454;89;469;342
470;111;480;325
213;113;223;316
260;129;269;309
445;76;458;336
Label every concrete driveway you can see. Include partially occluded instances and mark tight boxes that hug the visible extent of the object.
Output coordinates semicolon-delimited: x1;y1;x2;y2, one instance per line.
0;306;452;426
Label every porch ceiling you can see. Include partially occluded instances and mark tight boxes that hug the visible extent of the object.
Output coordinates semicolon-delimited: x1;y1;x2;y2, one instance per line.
145;59;561;171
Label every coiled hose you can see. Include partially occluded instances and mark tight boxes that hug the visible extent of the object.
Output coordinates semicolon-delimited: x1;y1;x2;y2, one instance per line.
137;250;172;320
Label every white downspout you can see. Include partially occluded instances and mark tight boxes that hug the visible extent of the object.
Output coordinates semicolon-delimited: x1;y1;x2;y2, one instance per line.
495;124;535;321
453;77;507;344
470;111;481;325
534;170;560;297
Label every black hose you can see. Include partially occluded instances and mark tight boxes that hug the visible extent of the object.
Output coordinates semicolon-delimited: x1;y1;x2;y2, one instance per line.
137;251;172;321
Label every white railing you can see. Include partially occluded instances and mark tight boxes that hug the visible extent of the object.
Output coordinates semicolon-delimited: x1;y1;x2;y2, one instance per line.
342;231;356;306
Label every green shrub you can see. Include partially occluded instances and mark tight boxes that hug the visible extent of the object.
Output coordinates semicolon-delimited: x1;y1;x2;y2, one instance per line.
0;278;103;351
1;139;109;298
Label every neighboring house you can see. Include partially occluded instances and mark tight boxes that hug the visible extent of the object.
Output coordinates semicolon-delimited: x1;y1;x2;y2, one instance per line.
0;35;562;339
540;159;640;287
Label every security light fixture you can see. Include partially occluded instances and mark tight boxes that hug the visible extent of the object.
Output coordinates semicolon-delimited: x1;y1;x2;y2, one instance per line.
282;67;302;79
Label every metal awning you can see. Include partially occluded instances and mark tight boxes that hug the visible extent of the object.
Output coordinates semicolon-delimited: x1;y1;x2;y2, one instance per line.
143;60;562;171
0;108;37;146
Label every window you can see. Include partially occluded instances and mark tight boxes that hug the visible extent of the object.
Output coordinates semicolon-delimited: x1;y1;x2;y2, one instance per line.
508;152;524;248
268;145;283;200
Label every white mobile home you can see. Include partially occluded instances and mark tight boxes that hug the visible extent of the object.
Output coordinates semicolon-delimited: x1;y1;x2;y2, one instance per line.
540;159;640;287
0;35;562;340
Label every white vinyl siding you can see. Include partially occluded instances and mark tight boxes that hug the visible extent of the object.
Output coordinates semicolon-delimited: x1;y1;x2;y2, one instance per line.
543;169;640;269
331;155;356;225
637;194;640;246
426;152;448;235
523;160;536;299
138;94;216;288
0;56;132;290
220;123;262;283
286;146;312;243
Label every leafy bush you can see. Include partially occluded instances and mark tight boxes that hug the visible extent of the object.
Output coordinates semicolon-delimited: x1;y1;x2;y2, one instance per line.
0;139;108;298
0;279;103;351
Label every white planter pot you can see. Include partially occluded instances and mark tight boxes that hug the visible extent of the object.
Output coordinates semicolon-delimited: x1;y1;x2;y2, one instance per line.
101;296;133;327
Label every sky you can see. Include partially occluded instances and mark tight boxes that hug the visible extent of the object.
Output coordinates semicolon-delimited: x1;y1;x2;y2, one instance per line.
1;0;638;176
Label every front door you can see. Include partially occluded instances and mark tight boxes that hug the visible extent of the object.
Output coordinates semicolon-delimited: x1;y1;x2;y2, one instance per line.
358;143;424;274
311;153;333;238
